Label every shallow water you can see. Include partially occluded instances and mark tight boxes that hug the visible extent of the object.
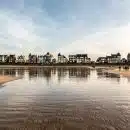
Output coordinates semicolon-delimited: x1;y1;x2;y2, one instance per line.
0;67;129;130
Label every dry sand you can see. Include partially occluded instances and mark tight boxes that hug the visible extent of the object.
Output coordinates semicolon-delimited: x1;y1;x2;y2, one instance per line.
0;75;20;84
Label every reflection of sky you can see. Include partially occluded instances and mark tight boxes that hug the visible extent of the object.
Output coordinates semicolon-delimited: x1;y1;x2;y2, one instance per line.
0;68;129;101
0;68;129;129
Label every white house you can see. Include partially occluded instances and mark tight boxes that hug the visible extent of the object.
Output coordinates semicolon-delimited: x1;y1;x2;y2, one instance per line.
0;55;9;63
58;53;68;63
69;54;91;63
28;53;38;64
43;52;53;64
106;53;121;63
17;55;25;63
76;54;91;63
96;57;106;63
69;55;76;63
37;55;44;64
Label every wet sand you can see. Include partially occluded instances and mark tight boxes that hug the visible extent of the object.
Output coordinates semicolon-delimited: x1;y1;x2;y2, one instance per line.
0;75;20;84
107;68;130;77
0;67;129;129
0;65;109;69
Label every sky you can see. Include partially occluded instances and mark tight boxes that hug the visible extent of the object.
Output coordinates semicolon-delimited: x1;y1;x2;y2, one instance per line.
0;0;130;60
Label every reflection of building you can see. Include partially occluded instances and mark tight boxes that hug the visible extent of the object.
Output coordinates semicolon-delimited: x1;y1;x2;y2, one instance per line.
127;53;130;63
28;68;52;83
2;69;16;76
58;53;68;63
17;69;25;76
51;68;56;75
126;77;130;82
28;68;38;78
57;68;68;82
96;69;120;82
69;54;91;63
69;68;90;79
0;69;4;75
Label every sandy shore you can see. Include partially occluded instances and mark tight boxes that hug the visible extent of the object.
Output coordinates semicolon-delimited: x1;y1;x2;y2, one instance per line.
107;68;130;77
0;75;20;84
0;65;110;69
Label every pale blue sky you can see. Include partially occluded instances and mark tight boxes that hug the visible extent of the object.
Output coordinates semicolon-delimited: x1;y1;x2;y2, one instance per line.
0;0;130;59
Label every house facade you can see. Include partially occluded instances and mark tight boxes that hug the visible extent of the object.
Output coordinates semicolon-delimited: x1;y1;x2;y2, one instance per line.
76;54;91;63
96;57;107;63
37;55;44;64
3;55;9;63
0;55;3;63
0;55;9;63
43;52;53;64
58;53;68;63
52;58;56;64
106;53;121;63
96;53;121;64
17;55;25;63
69;55;76;63
28;53;37;64
121;58;127;63
8;55;16;63
127;53;130;63
69;54;91;63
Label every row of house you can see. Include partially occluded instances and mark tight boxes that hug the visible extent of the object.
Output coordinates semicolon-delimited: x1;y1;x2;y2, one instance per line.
58;53;91;63
0;53;54;64
0;52;91;64
96;53;130;64
0;55;16;63
0;52;130;64
28;52;55;64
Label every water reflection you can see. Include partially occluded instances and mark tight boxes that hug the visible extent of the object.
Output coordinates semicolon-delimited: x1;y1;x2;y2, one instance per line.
17;68;25;76
0;69;16;76
0;67;129;129
0;68;91;82
69;68;90;79
126;77;130;82
96;69;121;82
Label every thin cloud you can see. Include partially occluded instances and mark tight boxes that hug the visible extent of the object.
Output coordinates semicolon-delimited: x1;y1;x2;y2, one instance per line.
58;24;130;60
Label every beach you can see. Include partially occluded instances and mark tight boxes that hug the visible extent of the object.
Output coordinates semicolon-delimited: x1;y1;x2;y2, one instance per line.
0;66;129;129
0;75;20;84
107;67;130;77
